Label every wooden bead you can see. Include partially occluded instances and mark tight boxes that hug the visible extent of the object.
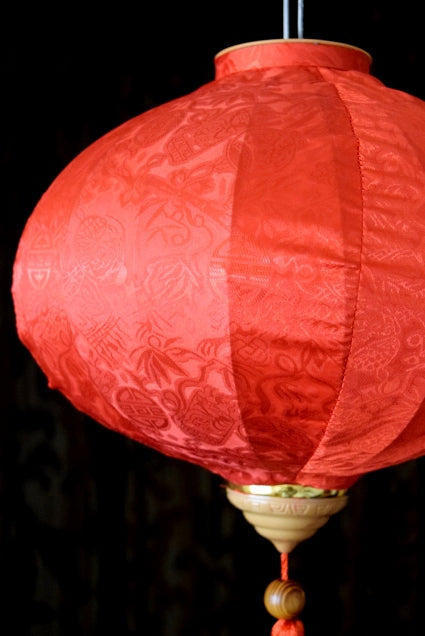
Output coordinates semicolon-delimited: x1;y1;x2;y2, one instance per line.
264;579;306;620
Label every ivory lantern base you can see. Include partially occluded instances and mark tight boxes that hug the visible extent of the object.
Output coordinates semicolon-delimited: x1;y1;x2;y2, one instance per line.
226;485;348;554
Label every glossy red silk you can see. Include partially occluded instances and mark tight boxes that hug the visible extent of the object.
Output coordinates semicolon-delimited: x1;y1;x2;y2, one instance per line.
12;41;425;489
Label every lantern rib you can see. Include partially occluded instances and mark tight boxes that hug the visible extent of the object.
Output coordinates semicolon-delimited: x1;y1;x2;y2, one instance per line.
295;71;366;483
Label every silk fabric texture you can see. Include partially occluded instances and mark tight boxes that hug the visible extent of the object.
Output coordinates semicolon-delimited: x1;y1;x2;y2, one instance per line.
12;40;425;489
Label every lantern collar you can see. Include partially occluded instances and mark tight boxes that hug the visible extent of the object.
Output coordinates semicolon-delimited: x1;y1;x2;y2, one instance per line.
214;38;372;79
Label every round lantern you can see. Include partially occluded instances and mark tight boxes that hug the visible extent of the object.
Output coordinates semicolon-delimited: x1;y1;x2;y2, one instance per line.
12;39;425;633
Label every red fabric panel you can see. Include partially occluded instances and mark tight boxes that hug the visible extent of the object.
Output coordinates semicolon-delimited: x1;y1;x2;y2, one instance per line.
225;65;363;483
299;68;425;485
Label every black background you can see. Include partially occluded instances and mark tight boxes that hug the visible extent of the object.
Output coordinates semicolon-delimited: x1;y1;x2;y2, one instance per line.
2;1;425;634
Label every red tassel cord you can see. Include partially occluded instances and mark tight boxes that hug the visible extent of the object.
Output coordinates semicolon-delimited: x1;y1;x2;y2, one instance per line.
271;618;304;636
264;553;305;636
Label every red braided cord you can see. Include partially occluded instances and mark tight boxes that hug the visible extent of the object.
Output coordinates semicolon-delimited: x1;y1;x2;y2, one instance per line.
280;552;288;580
270;553;305;636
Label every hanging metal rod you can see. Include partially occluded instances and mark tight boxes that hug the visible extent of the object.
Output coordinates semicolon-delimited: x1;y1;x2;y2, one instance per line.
298;0;304;38
283;0;304;39
283;0;290;38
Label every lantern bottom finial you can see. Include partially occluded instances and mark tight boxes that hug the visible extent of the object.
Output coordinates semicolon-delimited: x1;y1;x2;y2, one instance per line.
226;483;348;553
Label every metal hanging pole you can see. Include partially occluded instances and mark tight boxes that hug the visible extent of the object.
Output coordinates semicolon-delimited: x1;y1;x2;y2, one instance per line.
297;0;304;38
283;0;290;39
283;0;304;39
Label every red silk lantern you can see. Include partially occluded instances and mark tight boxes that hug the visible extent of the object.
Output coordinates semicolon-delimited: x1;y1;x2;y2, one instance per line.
12;40;425;491
13;37;425;634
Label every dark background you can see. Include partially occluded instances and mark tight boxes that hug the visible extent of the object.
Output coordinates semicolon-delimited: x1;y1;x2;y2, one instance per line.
2;1;425;634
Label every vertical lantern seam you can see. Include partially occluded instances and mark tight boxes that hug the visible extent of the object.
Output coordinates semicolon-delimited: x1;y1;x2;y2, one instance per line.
226;91;277;477
296;70;365;480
